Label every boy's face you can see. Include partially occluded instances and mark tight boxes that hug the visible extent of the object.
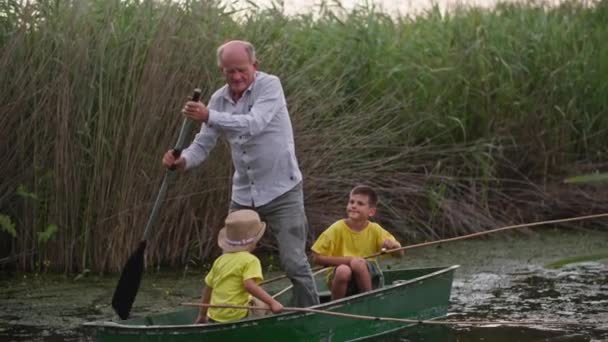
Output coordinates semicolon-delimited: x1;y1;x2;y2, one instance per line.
346;193;376;221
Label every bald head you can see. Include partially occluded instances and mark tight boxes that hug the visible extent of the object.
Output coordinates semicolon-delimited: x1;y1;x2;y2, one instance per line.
216;40;257;67
216;40;258;100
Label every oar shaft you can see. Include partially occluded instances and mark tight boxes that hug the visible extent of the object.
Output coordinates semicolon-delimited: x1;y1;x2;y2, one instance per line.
142;173;175;240
181;302;587;326
112;88;201;320
142;89;201;240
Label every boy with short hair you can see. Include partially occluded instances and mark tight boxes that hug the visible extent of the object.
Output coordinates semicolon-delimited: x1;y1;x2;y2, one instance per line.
311;185;403;300
195;209;283;323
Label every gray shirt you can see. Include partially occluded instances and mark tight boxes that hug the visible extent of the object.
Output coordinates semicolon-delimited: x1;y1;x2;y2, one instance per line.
181;71;303;207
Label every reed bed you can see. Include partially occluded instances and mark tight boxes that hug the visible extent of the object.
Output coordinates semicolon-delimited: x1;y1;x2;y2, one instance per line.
1;0;607;273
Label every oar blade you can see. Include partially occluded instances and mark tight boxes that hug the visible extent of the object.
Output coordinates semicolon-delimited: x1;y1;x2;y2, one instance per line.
111;241;147;320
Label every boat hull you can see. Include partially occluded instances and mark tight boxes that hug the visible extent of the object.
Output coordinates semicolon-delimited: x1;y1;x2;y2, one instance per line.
84;265;459;342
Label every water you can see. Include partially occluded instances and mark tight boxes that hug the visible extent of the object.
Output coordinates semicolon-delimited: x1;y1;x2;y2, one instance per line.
1;230;607;341
393;325;596;341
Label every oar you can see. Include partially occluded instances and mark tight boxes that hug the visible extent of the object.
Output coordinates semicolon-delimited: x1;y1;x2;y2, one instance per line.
181;303;589;326
261;212;608;287
111;88;201;320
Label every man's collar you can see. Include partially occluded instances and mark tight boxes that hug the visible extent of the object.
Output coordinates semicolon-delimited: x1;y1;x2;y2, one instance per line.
223;71;259;103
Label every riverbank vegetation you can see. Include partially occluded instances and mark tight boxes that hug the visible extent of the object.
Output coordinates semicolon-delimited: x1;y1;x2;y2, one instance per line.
1;0;607;272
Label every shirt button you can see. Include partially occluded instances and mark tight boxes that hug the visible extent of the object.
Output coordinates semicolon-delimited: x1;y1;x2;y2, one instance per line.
251;181;254;185
243;151;246;154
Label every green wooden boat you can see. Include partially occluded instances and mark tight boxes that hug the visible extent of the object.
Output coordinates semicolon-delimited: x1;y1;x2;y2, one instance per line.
83;265;459;342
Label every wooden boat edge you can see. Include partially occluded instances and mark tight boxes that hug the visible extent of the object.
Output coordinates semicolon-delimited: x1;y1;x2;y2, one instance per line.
83;264;460;330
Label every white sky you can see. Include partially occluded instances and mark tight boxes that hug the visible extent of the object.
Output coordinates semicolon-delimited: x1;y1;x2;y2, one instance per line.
226;0;568;16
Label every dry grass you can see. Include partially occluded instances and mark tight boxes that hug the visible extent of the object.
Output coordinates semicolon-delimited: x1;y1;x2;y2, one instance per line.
1;0;607;273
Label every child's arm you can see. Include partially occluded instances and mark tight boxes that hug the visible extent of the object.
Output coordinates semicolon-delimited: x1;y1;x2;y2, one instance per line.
243;279;284;314
312;252;364;266
382;239;404;257
194;286;212;324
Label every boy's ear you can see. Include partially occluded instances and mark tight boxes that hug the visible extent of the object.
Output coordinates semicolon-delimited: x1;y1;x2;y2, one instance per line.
369;207;377;217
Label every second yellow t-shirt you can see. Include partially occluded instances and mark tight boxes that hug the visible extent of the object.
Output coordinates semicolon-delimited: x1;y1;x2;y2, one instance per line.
204;251;263;322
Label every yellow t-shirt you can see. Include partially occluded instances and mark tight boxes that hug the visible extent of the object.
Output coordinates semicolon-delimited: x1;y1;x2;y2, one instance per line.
311;219;398;283
204;251;263;322
311;219;398;258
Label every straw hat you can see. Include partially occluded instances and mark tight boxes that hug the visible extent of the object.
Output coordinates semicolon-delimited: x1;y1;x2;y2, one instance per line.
218;209;266;252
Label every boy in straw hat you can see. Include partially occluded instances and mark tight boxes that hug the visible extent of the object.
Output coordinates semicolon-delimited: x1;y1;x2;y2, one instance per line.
195;209;283;323
311;185;403;300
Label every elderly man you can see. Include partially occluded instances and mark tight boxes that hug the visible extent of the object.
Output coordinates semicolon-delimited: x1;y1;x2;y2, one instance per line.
162;40;319;307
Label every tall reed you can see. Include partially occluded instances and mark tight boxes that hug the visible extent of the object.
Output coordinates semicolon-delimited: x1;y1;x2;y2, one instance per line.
1;0;606;272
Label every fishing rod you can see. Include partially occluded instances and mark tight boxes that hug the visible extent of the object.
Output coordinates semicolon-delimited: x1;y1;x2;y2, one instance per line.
369;212;608;258
261;212;608;286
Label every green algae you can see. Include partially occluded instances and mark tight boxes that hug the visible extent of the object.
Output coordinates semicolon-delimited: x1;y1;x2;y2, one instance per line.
1;230;607;341
545;253;608;269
